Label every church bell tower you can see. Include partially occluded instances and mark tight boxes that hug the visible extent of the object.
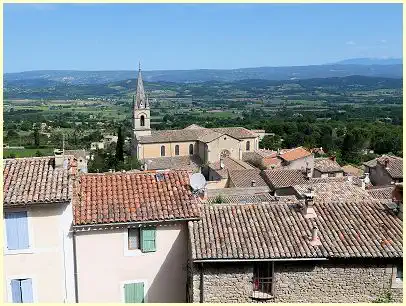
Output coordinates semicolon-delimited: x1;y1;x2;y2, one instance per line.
132;63;151;138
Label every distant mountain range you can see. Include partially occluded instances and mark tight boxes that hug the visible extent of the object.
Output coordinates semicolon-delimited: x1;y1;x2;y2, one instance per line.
4;58;402;84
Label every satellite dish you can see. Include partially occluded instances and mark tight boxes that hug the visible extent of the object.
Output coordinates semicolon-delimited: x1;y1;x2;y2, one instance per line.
190;173;207;191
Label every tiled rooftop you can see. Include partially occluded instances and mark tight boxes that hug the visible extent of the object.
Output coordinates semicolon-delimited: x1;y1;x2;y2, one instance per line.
342;164;364;177
3;156;75;206
314;157;343;173
363;155;403;179
261;169;308;189
293;181;373;202
279;147;312;162
189;200;402;260
137;126;257;144
73;170;200;226
207;192;276;204
228;169;268;188
367;186;395;200
209;157;254;179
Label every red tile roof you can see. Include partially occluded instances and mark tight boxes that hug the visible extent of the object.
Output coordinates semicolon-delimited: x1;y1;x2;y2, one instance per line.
73;170;200;226
279;147;312;162
189;200;403;260
3;156;75;206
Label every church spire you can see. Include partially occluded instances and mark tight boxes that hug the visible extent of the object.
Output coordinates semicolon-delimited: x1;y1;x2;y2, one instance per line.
135;63;147;109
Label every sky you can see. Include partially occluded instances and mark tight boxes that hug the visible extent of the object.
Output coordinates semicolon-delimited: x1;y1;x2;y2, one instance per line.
4;3;403;73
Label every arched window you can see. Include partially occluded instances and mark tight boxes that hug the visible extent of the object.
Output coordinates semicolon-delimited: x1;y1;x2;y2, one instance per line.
160;145;166;157
246;141;250;151
189;144;194;155
175;145;180;156
140;115;145;127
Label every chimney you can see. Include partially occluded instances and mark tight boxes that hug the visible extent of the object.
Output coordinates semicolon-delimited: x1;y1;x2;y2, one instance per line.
144;162;148;171
384;158;390;169
361;180;366;190
198;188;208;201
392;183;403;220
302;188;317;219
364;173;370;185
220;158;225;169
54;149;65;168
251;180;256;187
347;176;353;183
309;226;322;246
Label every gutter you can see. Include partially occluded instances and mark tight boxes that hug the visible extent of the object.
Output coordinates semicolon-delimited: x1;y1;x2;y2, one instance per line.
193;257;328;263
73;217;201;231
72;231;79;303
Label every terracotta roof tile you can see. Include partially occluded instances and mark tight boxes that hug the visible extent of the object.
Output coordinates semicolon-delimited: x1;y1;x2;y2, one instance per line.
3;156;74;206
73;170;200;226
367;186;395;199
189;200;403;260
209;157;254;179
342;164;364;177
228;169;268;188
207;192;276;204
314;157;343;173
279;147;312;162
141;155;202;172
261;169;308;189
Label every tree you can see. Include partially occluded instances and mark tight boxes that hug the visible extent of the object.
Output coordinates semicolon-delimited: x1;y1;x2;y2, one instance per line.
260;135;282;150
115;126;124;162
33;124;40;148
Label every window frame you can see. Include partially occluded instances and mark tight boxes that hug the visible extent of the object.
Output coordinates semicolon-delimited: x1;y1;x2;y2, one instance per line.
7;276;37;303
140;115;145;127
175;145;180;156
246;141;250;151
252;261;274;300
160;145;166;157
189;144;194;155
127;228;141;251
4;209;34;255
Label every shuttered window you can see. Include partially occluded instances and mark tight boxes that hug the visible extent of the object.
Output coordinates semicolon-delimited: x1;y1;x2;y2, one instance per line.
124;282;144;303
141;227;156;253
11;279;33;303
128;228;140;250
5;211;29;250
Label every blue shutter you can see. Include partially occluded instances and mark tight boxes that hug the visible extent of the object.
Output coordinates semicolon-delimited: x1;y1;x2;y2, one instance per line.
6;212;29;250
6;213;19;250
16;212;29;249
21;279;33;303
11;280;22;303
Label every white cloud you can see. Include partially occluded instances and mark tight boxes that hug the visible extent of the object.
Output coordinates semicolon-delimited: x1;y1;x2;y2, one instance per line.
345;41;356;45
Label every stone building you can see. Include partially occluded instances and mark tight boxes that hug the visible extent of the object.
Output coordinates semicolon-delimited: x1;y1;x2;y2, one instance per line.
131;66;261;171
363;155;403;186
187;199;403;303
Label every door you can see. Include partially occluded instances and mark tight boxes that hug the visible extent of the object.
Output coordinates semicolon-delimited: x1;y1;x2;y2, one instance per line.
124;282;144;303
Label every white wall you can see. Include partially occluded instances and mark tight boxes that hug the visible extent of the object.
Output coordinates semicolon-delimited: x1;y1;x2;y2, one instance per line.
74;222;188;303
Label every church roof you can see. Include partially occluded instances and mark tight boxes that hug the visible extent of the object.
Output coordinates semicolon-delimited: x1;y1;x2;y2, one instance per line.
137;126;257;144
134;65;148;109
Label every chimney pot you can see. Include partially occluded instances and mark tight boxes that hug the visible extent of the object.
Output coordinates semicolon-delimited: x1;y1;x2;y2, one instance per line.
251;180;256;187
310;226;322;246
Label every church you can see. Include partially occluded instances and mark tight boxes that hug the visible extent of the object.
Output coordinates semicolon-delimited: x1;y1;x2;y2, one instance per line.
131;66;263;173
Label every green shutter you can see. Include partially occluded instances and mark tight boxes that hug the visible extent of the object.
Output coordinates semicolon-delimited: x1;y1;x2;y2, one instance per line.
124;282;144;303
141;227;156;252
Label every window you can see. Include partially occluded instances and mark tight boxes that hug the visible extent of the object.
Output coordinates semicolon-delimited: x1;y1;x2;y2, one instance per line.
189;144;194;155
252;262;274;300
160;146;165;157
396;266;403;281
246;141;250;151
391;265;403;288
141;227;156;253
124;282;144;303
10;279;33;303
140;115;145;127
5;211;29;250
128;228;140;250
175;145;180;156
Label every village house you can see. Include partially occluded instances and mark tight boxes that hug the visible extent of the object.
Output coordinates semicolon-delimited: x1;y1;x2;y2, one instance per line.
3;153;77;303
187;190;403;303
313;156;344;178
71;170;200;303
131;66;262;172
243;147;314;176
261;169;309;196
363;155;403;186
342;164;364;177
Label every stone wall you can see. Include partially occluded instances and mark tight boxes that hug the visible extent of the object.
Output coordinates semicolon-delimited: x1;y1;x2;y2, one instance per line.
190;260;403;303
